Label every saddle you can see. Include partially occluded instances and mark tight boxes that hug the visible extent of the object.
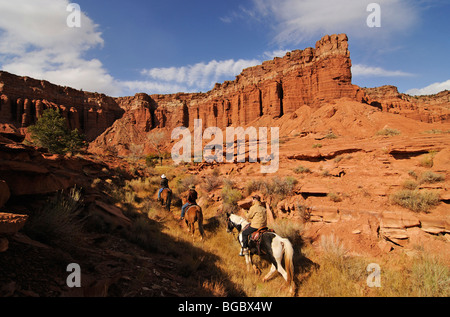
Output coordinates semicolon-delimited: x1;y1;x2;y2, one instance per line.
244;225;275;255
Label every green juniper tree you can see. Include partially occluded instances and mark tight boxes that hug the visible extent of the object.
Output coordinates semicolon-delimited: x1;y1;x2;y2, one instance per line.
28;108;86;154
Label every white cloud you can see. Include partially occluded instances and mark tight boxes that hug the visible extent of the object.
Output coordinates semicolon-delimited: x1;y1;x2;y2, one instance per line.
0;0;121;95
406;79;450;96
262;49;291;60
352;64;414;77
140;58;261;93
247;0;419;45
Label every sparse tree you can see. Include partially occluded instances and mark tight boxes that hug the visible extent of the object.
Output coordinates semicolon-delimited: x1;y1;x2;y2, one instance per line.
147;131;167;166
28;108;86;155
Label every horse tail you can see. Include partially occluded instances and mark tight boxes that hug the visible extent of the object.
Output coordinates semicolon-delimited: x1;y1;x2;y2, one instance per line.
166;190;172;211
282;238;294;287
197;207;205;238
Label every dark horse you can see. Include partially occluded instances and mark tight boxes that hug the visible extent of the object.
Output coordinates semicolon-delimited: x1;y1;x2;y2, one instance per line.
185;205;205;241
160;188;172;211
226;213;295;294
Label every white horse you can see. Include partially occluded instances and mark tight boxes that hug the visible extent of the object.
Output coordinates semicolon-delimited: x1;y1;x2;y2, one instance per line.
226;213;295;293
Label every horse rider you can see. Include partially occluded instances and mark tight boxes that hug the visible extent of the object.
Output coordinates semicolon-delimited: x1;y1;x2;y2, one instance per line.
158;174;170;201
240;195;267;256
180;184;198;220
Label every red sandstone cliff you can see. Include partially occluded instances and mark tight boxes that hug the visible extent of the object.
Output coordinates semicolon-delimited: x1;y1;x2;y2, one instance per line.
0;71;124;141
1;33;449;157
362;85;450;123
89;34;365;155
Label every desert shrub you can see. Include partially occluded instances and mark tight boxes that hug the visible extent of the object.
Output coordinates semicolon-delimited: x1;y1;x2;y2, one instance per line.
174;175;199;195
418;171;445;184
390;190;440;213
271;219;304;246
402;179;418;190
245;177;297;199
202;173;223;191
419;155;434;168
327;192;342;202
321;170;331;177
324;132;338;139
320;234;348;262
28;108;86;154
221;185;242;212
408;170;418;179
23;186;84;247
312;143;322;148
271;176;297;197
376;128;401;136
294;165;311;174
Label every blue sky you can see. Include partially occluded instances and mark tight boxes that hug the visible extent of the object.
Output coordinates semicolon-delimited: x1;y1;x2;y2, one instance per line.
0;0;449;97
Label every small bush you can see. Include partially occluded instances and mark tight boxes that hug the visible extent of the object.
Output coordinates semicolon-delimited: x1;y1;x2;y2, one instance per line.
202;173;223;191
271;219;304;246
294;165;311;174
402;180;418;190
221;185;242;212
23;186;84;247
324;132;338;139
408;170;418;179
390;190;440;213
327;192;342;202
419;171;445;184
376;128;401;136
419;155;434;168
312;143;322;148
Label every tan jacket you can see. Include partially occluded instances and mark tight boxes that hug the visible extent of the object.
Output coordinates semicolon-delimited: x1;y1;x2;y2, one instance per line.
246;201;267;229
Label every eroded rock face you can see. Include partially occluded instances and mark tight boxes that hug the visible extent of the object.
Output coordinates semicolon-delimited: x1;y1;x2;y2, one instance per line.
89;34;362;154
0;71;125;141
362;86;450;123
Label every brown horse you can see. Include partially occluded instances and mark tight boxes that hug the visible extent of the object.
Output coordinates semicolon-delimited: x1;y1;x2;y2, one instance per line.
185;205;205;240
160;188;172;211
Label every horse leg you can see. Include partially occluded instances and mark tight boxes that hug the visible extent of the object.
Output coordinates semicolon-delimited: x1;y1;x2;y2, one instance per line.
185;220;190;232
263;264;277;282
273;244;289;282
244;254;251;272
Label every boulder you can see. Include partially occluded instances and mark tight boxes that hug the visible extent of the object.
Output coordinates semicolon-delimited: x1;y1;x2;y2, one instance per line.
0;212;28;235
0;212;28;252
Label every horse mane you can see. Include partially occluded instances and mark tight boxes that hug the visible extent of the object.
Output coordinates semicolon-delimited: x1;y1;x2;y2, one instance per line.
230;214;249;228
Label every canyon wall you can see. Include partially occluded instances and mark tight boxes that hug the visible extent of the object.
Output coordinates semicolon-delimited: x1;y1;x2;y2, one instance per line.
136;33;362;133
0;71;124;141
362;85;450;123
1;33;449;157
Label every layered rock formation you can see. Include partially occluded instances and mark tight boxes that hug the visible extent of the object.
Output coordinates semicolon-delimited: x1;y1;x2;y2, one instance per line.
0;71;124;141
362;85;450;123
90;34;363;155
153;34;359;128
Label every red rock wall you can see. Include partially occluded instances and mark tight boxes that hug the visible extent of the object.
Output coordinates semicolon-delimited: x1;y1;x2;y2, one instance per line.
362;86;450;123
0;71;124;141
116;34;360;134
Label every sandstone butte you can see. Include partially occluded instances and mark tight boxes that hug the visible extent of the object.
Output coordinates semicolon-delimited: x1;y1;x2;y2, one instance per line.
0;33;449;263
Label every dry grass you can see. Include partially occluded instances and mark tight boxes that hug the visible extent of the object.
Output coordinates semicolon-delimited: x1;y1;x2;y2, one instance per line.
102;169;449;297
23;186;85;249
390;189;440;213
